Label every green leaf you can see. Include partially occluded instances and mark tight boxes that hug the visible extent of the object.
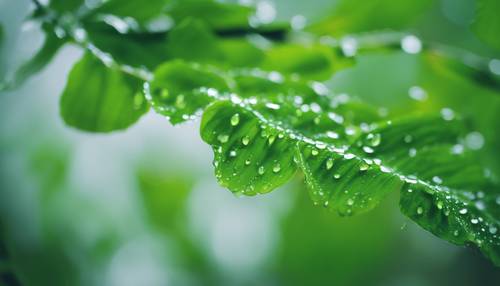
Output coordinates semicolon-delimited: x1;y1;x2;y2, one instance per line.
148;60;500;265
48;0;84;13
165;0;254;31
60;53;148;132
309;0;433;36
472;0;500;50
1;28;65;91
87;0;169;23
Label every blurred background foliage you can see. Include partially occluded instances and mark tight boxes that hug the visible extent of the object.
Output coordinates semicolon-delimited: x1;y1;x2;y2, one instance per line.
1;0;500;285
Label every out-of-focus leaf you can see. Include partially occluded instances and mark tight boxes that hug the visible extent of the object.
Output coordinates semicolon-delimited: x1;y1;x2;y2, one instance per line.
0;29;65;91
165;18;223;63
0;226;21;286
83;21;170;70
309;0;433;36
48;0;84;13
60;53;148;132
87;0;169;23
472;0;500;50
166;0;254;31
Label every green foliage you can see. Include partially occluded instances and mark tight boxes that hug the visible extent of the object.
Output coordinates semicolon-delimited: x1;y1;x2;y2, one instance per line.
6;0;500;267
473;0;500;50
60;53;148;132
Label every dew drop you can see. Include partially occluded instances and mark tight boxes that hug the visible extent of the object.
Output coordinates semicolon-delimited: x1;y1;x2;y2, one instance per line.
344;153;355;160
404;135;413;143
465;131;484;150
366;133;381;147
475;201;486;211
417;206;423;215
432;176;443;184
245;159;251;165
327;131;339;139
268;135;276;145
347;198;354;206
362;146;374;154
258;166;265;175
311;149;319;156
401;35;422;54
334;174;341;179
326;158;334;170
242;136;250;146
359;162;369;171
265;102;281;110
409;148;417;157
273;163;281;173
471;218;479;224
436;201;443;209
459;208;468;214
441;108;455;121
408;86;427;101
217;134;229;143
229;150;237;157
380;166;392;173
489;225;498;234
230;113;240;126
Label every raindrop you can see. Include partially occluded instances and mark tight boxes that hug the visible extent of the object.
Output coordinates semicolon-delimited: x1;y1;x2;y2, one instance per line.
273;163;281;173
230;113;240;126
404;135;413;143
268;71;283;83
409;148;417;157
441;108;455;121
417;206;423;215
475;201;486;211
311;149;319;156
327;131;339;139
347;198;354;206
366;133;381;147
362;146;374;154
291;14;307;30
311;82;329;96
258;166;265;175
268;135;276;145
451;144;464;154
242;136;250;146
359;163;369;171
459;208;468;214
437;201;443;209
334;174;341;179
380;166;392;173
326;158;334;170
245;159;252;165
229;150;237;157
217;134;229;143
489;225;498;234
471;218;479;224
316;142;327;149
328;112;344;124
344;153;355;160
341;36;358;57
265;102;280;110
489;59;500;75
401;35;422;54
496;196;500;205
432;176;443;184
408;86;428;101
465;131;484;150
